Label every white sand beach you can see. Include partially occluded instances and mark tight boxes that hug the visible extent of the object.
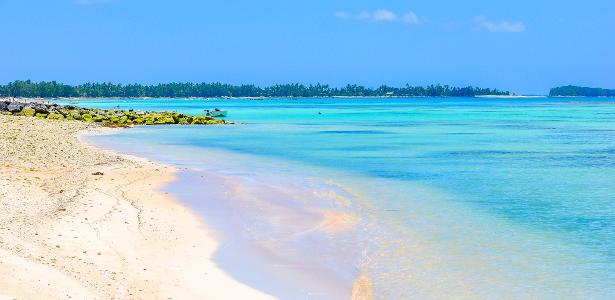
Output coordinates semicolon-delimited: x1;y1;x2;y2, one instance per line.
0;115;274;299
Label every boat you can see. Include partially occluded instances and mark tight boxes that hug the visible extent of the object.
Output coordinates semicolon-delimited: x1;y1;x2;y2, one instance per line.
205;109;227;117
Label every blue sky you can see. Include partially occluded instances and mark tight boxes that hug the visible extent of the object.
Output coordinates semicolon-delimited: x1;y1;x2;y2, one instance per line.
1;0;613;94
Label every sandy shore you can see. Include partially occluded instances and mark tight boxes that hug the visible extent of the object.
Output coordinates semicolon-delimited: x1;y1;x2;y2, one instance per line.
0;115;273;299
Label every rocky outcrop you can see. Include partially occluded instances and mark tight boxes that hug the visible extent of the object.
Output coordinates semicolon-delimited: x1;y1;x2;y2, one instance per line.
0;100;229;127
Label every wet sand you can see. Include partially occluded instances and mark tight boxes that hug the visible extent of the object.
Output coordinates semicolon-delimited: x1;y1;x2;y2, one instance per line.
88;134;377;299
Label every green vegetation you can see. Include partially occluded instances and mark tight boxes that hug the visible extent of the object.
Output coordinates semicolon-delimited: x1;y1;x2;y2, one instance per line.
0;80;510;98
550;85;615;97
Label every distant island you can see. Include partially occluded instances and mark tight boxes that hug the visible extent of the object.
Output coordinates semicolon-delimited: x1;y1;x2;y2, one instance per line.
0;80;510;98
550;85;615;97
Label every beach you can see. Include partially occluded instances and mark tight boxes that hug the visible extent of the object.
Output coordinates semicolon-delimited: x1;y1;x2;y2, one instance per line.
3;96;615;299
0;115;273;299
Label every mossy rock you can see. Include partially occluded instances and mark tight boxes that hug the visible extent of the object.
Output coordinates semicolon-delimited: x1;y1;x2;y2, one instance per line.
93;115;106;122
171;113;183;123
0;103;230;127
191;117;205;125
47;113;64;120
21;108;36;117
1;111;13;115
153;116;175;124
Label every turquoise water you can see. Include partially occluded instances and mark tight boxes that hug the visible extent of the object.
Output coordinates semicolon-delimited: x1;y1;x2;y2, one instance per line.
70;98;615;299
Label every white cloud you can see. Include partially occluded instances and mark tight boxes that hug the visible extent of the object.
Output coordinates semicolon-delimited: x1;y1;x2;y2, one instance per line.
372;9;398;22
335;9;419;25
474;16;526;33
402;12;419;24
334;11;351;19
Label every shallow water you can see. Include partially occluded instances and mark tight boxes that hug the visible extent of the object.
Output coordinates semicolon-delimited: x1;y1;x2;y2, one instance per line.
76;97;615;299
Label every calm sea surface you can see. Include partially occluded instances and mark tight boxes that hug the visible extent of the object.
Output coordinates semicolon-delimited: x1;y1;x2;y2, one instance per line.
62;97;615;299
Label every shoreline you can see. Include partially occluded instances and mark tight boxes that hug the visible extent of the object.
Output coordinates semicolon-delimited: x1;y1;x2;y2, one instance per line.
89;128;376;299
0;115;273;299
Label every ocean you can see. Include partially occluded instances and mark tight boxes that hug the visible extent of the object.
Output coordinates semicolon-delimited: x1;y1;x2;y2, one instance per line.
60;97;615;299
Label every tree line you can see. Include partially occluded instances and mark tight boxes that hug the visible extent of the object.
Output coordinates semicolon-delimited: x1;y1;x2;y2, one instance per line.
550;85;615;97
0;80;510;98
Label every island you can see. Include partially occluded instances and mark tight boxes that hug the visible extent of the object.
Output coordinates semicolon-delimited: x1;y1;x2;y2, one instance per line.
550;85;615;97
0;80;510;98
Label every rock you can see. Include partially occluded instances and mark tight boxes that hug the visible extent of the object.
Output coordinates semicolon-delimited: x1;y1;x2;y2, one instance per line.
81;114;93;122
47;113;64;120
190;116;203;124
21;108;36;117
0;100;230;127
7;103;24;113
93;116;106;122
92;172;104;176
161;116;176;124
33;104;49;114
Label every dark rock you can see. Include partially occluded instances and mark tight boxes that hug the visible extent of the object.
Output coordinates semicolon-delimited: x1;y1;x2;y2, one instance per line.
7;103;24;113
31;103;50;114
92;172;104;176
0;102;7;111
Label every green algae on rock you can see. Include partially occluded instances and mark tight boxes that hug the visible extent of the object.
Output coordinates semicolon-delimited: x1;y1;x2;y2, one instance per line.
47;113;64;120
1;100;230;127
21;108;36;117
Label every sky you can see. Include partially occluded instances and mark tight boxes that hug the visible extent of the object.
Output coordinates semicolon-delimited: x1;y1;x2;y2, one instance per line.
1;0;614;94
